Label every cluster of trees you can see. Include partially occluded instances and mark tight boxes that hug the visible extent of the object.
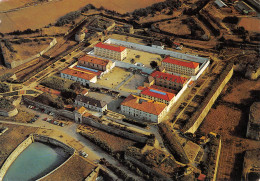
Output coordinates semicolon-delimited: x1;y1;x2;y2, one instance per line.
35;92;64;109
222;16;239;24
0;73;13;82
2;39;16;53
55;11;81;26
158;123;190;164
100;159;137;181
8;28;40;35
122;118;147;128
132;0;181;18
0;82;10;93
0;98;13;110
80;4;96;13
41;76;68;91
41;77;81;105
124;160;152;180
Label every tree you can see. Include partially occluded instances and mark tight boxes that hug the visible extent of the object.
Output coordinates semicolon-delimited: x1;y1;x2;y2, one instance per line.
0;83;10;93
150;61;158;69
130;58;135;64
70;82;81;91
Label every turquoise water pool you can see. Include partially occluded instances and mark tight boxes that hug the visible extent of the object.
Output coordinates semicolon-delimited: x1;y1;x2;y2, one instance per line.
3;142;68;181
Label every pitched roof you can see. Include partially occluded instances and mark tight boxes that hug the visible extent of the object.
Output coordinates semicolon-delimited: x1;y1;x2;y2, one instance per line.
162;56;199;69
141;87;175;101
75;94;107;108
150;71;188;84
61;68;96;80
71;65;102;76
95;42;126;52
121;94;167;116
79;55;111;66
150;85;178;94
77;106;87;114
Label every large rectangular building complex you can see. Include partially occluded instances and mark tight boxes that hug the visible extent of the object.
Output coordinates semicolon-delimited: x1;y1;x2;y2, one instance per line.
162;56;199;76
145;71;188;91
94;42;127;61
60;68;97;86
140;87;175;105
78;55;115;72
121;94;167;123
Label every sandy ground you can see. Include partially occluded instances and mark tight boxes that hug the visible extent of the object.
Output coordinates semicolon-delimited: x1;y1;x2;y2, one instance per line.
158;18;191;35
96;67;131;89
0;0;164;33
238;17;260;33
41;155;96;181
198;76;260;181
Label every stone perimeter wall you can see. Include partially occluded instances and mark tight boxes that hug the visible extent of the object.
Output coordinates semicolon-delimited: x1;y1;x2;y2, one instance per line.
184;65;234;133
213;139;222;181
0;134;75;181
34;134;75;181
2;38;57;69
0;135;33;181
0;108;18;117
23;96;75;120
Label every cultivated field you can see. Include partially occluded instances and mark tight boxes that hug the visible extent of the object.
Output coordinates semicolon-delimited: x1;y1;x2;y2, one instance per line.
0;0;164;33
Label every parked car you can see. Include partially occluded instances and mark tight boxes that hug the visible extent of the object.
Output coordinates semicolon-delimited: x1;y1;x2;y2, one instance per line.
79;151;88;158
49;112;55;116
59;123;65;127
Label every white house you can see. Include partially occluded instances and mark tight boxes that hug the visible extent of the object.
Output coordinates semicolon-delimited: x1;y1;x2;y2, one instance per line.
75;94;108;113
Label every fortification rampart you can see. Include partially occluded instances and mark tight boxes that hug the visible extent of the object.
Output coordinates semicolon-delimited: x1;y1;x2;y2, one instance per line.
0;135;34;180
3;38;57;68
82;117;149;143
0;134;75;181
183;64;234;133
35;135;75;181
0;108;18;117
23;96;74;120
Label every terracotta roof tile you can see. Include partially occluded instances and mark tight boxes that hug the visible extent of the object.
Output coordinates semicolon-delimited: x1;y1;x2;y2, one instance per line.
79;55;111;66
61;68;96;81
162;56;199;69
95;42;126;52
121;94;167;116
150;71;188;84
141;87;175;101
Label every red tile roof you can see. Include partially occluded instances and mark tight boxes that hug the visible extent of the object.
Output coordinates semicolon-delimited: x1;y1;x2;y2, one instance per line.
141;87;175;101
95;42;126;52
79;55;111;66
61;68;96;81
150;71;188;84
162;56;199;69
121;94;167;116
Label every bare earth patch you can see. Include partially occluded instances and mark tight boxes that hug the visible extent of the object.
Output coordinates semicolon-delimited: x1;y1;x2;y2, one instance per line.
198;77;260;181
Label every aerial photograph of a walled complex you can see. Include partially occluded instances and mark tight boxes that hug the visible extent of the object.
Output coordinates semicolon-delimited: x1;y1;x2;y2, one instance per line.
0;0;259;181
